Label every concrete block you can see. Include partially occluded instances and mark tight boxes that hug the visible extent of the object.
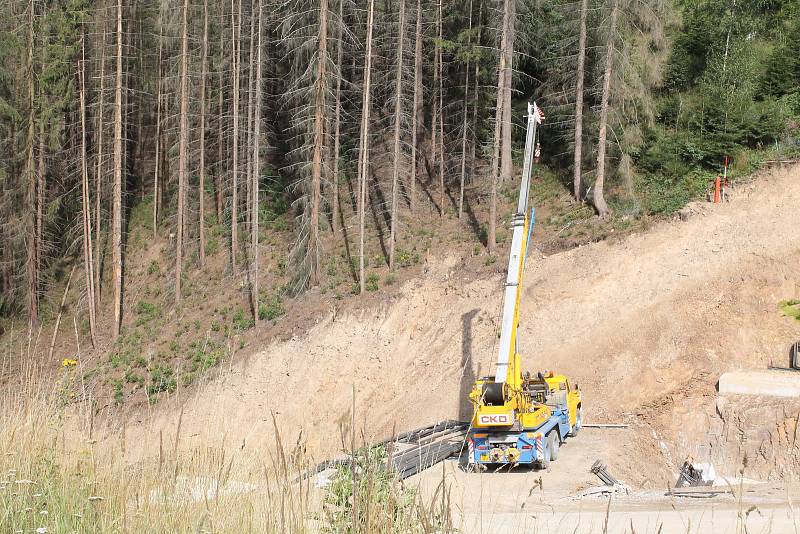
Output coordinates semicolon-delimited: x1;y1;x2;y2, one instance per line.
718;371;800;398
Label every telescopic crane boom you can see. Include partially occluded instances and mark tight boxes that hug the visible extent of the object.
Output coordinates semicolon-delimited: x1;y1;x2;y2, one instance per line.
467;103;582;468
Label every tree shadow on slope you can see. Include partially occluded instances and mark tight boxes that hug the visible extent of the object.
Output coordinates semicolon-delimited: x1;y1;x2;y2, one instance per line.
459;309;481;422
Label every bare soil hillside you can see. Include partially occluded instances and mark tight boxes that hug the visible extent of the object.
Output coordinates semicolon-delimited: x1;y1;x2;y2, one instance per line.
120;165;800;487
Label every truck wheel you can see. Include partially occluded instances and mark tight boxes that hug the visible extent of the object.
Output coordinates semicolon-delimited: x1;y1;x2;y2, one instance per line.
570;407;583;437
540;432;556;469
549;432;560;461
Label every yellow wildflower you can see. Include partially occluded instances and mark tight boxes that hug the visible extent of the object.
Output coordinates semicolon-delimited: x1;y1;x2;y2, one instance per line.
62;358;78;367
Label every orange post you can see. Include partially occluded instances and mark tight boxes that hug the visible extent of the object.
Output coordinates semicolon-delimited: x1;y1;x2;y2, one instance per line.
714;176;721;203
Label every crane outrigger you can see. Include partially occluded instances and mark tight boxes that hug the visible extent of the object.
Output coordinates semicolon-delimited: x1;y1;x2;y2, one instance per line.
468;103;582;468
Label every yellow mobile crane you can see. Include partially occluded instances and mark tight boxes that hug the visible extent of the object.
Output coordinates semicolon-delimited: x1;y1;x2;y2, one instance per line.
468;103;582;468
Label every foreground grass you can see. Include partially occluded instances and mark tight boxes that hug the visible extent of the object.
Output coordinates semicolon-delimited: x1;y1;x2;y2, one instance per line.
0;374;448;533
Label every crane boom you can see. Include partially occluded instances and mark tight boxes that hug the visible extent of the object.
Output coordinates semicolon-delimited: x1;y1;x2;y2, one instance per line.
467;102;582;468
494;103;538;385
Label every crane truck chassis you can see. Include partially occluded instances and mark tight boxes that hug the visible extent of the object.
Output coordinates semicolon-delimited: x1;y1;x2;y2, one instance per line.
467;103;582;469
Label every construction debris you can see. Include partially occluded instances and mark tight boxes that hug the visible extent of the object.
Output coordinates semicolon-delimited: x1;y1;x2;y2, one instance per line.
590;460;623;486
309;420;469;485
668;486;733;498
675;460;715;488
573;484;631;499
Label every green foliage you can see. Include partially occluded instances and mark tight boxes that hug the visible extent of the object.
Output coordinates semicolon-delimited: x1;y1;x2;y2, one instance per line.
395;248;419;268
641;169;712;214
365;273;379;292
780;299;800;321
124;368;145;387
258;296;284;321
148;365;177;395
135;300;161;326
324;446;430;532
232;308;254;331
112;379;124;405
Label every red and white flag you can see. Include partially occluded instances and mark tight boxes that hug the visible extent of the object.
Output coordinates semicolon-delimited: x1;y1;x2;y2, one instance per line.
533;102;545;124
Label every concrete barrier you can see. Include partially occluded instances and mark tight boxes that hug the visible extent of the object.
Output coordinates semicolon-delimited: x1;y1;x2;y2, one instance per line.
718;371;800;397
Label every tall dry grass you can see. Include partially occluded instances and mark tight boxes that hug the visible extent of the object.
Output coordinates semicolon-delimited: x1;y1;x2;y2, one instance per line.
0;357;449;533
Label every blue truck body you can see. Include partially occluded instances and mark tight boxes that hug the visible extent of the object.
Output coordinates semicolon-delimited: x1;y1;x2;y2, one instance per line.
468;400;573;467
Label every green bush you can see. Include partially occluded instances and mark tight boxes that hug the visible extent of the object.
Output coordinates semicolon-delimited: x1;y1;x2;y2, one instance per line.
366;273;380;292
148;365;177;395
135;300;161;325
232;308;254;331
124;369;145;387
258;296;285;321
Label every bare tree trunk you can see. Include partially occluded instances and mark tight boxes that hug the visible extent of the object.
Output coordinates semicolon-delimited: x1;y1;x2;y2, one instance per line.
309;0;328;286
95;22;106;306
216;18;225;224
251;0;263;322
594;0;617;218
458;0;473;220
79;37;98;348
36;122;44;303
573;0;588;201
410;0;422;213
331;0;344;239
245;1;256;236
36;27;46;301
430;1;440;213
153;41;162;239
230;0;241;266
437;0;445;218
199;0;209;267
469;0;482;193
112;0;124;338
389;0;406;269
488;0;511;253
358;0;375;294
25;0;38;327
458;13;472;219
47;266;75;361
176;0;189;304
499;0;514;185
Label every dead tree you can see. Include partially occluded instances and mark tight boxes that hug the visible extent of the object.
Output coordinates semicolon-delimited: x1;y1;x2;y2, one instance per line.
430;1;441;215
358;0;375;293
331;0;344;239
95;19;107;306
175;0;190;304
79;37;98;347
573;0;588;201
436;0;445;219
389;0;406;269
112;0;124;338
458;0;474;220
499;0;514;186
230;0;241;266
594;0;617;218
250;0;263;322
153;40;162;239
488;0;513;253
25;0;38;327
410;0;422;213
199;0;209;267
309;0;329;286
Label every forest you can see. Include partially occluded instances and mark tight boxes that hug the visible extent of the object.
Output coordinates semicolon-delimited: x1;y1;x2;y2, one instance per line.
0;0;798;340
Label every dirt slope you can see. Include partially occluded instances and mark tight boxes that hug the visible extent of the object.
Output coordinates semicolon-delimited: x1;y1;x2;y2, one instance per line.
123;165;800;482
